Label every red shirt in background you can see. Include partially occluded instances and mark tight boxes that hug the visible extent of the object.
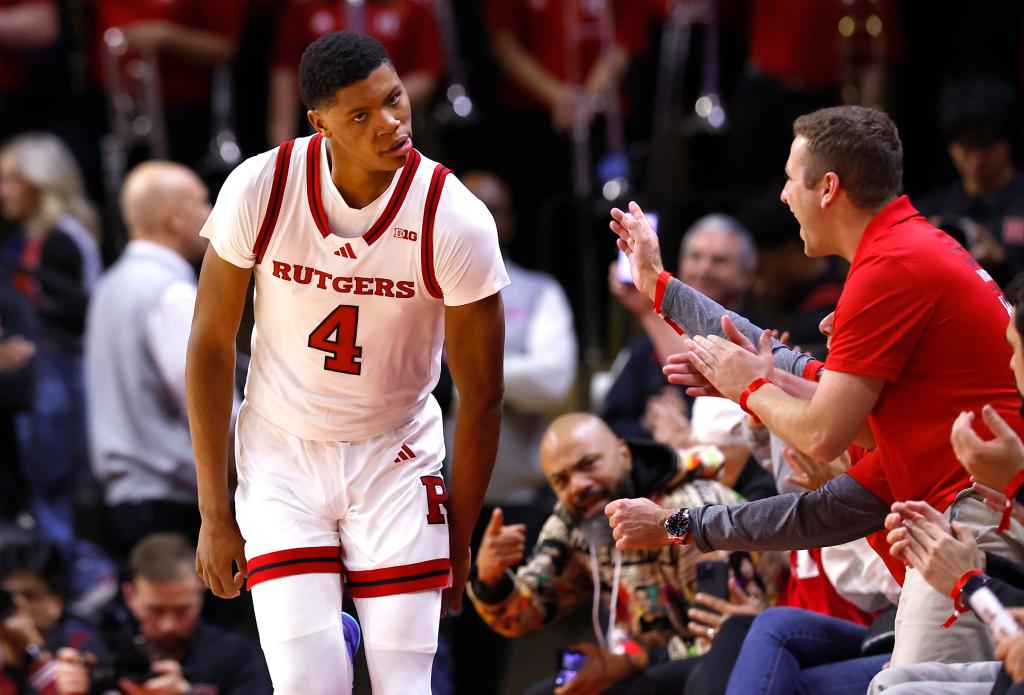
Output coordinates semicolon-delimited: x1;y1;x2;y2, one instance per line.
782;547;875;626
747;0;902;90
272;0;443;79
0;0;55;92
828;196;1024;511
91;0;245;105
483;0;643;110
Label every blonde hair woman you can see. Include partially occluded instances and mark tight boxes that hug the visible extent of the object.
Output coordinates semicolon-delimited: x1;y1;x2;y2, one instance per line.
0;132;108;584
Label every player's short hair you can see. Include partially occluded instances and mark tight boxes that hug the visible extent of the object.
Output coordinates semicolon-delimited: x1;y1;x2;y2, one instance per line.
128;533;196;584
792;106;903;211
299;31;393;110
939;77;1019;148
1006;273;1024;341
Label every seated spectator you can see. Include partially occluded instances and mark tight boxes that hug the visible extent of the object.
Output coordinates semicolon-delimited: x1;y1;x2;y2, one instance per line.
468;413;755;695
604;214;758;440
268;0;445;145
57;533;271;695
919;77;1024;278
85;161;220;561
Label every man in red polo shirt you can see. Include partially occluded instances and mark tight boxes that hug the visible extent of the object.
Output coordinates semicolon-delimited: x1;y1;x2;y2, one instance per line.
604;105;1024;667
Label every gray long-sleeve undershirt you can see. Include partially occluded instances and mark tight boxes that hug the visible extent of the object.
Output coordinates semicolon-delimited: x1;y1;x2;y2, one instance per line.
688;473;890;553
661;278;815;377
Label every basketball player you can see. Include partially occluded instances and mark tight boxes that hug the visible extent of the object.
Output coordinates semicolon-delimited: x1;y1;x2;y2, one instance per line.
184;32;508;694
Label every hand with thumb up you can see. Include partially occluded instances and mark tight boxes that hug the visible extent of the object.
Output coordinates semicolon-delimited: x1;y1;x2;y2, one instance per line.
476;507;527;587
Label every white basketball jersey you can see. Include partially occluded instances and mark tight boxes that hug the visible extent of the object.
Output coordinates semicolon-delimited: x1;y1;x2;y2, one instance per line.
200;134;509;441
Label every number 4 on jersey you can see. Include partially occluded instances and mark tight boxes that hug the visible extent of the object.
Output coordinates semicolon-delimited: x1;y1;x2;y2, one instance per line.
308;305;363;374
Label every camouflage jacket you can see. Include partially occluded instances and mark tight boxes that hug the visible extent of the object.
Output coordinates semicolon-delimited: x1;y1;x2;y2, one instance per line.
467;441;742;660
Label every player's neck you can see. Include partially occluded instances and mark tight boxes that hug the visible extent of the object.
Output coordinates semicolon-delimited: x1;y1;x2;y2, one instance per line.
325;145;398;210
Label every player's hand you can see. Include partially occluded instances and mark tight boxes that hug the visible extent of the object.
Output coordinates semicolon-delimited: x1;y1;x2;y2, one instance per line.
195;513;247;599
119;660;190;695
783;447;851;491
555;643;637;695
609;202;663;300
475;508;526;587
687;330;775;403
443;546;471;617
605;498;672;550
950;405;1024;491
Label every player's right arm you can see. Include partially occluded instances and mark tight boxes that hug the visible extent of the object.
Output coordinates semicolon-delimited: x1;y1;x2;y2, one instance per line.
186;247;252;598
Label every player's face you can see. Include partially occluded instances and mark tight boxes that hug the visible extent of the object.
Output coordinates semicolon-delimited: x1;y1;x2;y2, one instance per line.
780;137;826;258
542;422;632;521
678;228;749;308
309;63;413;174
124;575;204;652
1006;314;1024;396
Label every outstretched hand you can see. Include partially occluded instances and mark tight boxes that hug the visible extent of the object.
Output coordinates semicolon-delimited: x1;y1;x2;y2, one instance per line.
686;329;775;402
950;405;1024;491
663;316;762;397
609;202;663;299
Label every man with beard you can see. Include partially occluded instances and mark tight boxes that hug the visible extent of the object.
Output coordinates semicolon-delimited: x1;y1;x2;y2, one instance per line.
467;413;743;695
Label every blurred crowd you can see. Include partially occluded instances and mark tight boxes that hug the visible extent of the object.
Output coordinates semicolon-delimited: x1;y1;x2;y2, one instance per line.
0;0;1022;693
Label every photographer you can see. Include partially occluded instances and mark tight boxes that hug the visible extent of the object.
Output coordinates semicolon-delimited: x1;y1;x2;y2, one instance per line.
57;533;270;695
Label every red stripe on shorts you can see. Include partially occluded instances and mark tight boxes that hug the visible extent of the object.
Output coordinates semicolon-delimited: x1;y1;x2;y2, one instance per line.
246;546;341;589
345;558;451;598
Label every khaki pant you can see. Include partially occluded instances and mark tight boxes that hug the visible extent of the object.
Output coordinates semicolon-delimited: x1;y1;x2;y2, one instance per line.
889;491;1024;667
868;660;1001;694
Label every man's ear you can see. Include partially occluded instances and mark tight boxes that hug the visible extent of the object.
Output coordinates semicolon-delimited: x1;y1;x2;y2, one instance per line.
619;439;632;472
820;172;841;209
307;110;328;137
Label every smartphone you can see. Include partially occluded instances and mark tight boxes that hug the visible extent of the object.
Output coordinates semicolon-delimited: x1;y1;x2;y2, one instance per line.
968;586;1022;643
554;649;588;687
616;211;659;284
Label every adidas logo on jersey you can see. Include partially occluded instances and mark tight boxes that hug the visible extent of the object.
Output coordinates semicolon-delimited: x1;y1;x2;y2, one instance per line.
394;228;417;241
334;243;357;259
393;444;416;464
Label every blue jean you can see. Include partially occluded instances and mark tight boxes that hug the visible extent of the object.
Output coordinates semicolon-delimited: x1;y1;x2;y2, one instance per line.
726;607;889;695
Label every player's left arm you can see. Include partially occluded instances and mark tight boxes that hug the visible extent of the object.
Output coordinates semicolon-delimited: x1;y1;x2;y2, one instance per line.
444;293;505;615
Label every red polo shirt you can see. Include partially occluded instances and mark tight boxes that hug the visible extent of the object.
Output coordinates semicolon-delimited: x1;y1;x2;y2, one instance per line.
273;0;443;78
826;196;1023;510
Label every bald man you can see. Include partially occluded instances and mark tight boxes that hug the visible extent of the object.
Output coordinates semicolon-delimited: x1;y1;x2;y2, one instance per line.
467;412;740;695
85;161;217;560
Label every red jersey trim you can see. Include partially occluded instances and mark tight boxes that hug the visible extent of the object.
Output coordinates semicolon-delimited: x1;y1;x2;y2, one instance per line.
304;136;422;244
420;163;450;300
345;558;451;598
245;545;341;589
363;148;421;245
253;139;296;264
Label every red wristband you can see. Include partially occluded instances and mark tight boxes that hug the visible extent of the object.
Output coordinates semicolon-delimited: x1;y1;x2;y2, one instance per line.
942;569;984;628
739;377;772;426
653;271;672;315
999;468;1024;533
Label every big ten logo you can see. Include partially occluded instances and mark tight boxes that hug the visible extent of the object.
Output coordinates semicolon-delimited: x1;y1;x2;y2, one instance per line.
394;227;418;241
420;475;448;525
